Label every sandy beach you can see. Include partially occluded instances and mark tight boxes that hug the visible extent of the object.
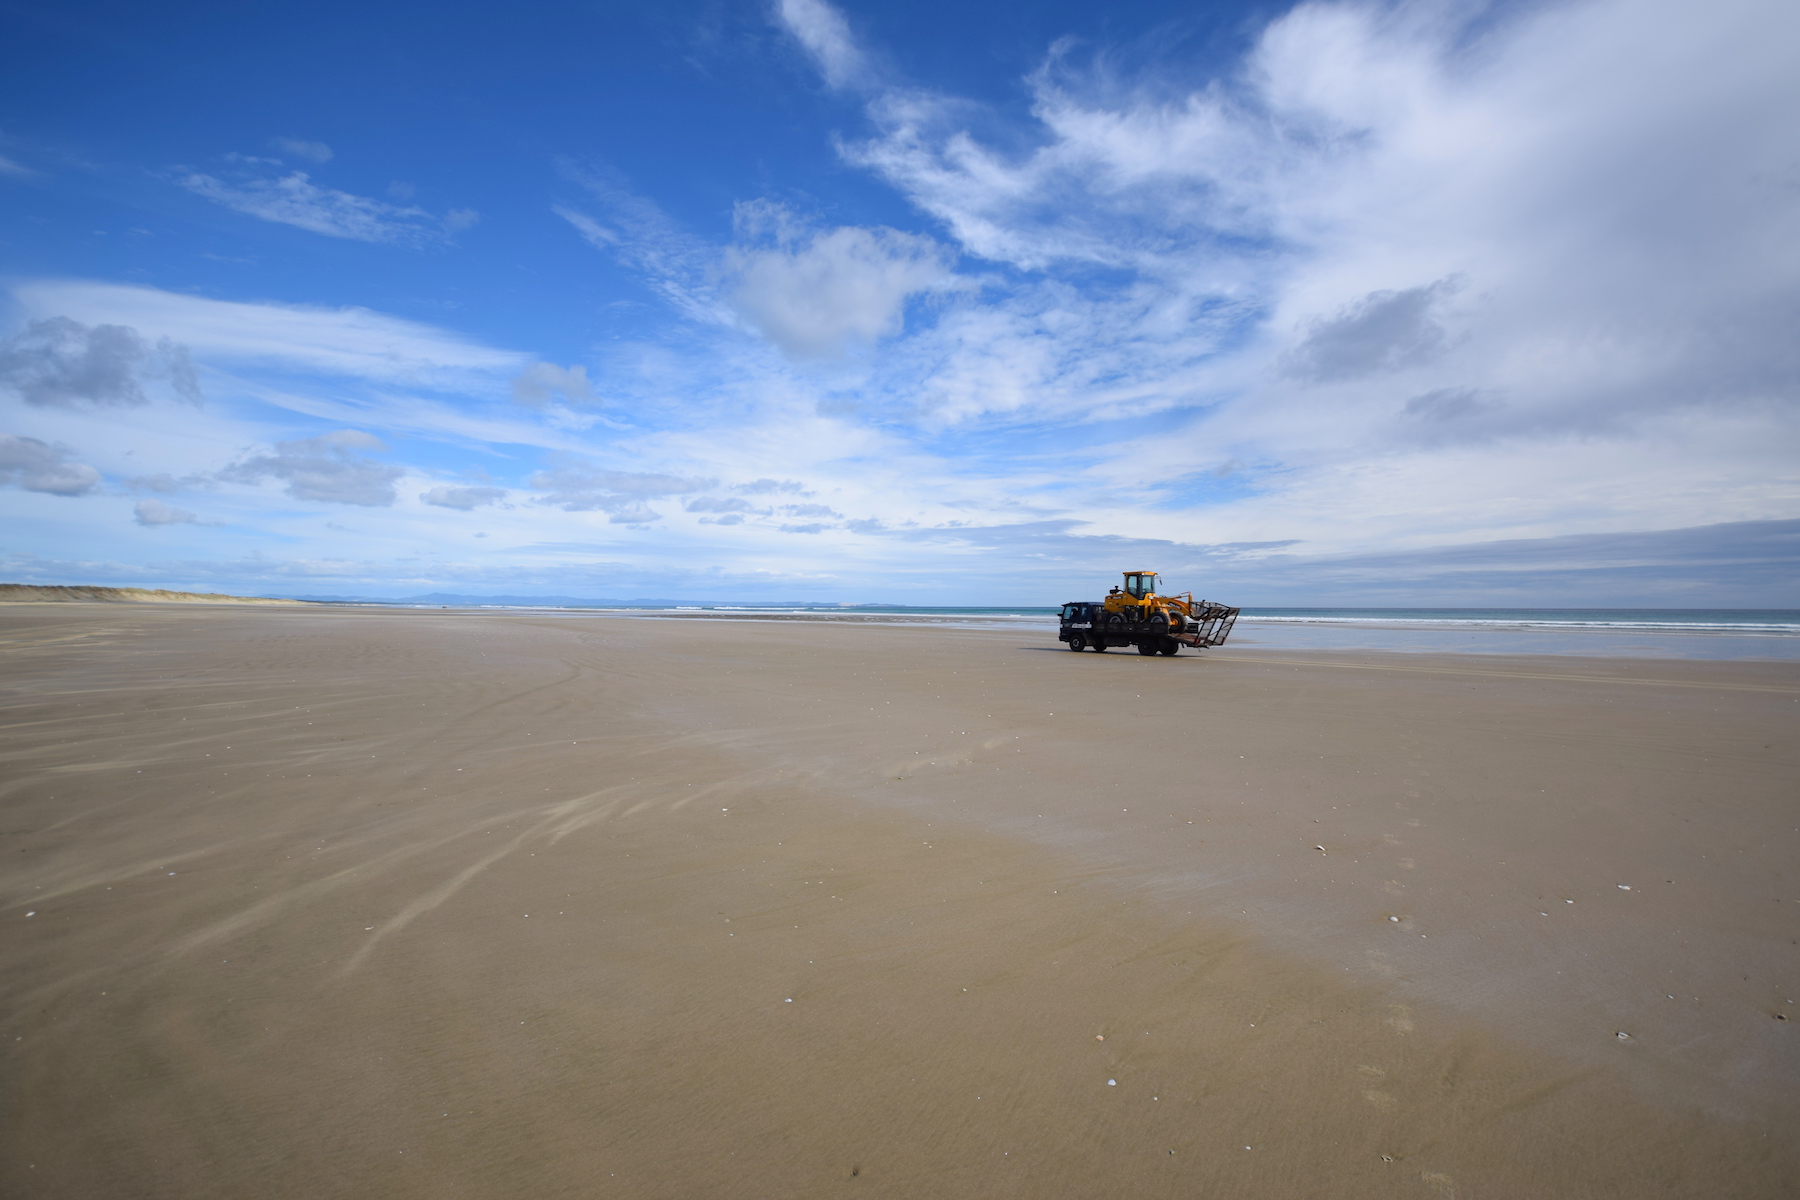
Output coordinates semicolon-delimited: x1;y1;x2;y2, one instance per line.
1;604;1795;1198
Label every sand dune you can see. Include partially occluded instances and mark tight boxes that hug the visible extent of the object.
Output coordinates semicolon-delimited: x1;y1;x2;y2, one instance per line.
1;605;1794;1198
0;584;307;606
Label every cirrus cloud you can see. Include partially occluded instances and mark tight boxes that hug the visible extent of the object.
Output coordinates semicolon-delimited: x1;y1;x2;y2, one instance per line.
179;163;477;246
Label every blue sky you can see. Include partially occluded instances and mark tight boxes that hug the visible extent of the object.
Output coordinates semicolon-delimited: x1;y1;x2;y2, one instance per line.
2;0;1796;604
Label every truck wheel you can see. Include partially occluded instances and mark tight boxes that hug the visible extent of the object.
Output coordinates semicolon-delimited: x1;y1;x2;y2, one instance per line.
1136;641;1159;656
1091;638;1108;652
1067;633;1087;652
1159;639;1180;656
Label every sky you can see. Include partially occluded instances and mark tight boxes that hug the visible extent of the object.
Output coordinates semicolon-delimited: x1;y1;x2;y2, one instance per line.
1;0;1796;606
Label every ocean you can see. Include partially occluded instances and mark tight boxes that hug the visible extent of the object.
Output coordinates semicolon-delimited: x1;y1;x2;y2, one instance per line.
384;600;1800;661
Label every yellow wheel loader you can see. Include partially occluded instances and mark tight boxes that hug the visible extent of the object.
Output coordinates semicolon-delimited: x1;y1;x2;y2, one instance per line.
1057;571;1239;656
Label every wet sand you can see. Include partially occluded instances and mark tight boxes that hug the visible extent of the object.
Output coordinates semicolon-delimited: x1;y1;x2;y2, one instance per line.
1;605;1795;1198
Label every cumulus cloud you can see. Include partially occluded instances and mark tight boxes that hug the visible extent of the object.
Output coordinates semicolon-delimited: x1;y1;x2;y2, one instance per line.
726;207;954;357
685;496;754;513
510;361;594;407
220;430;402;506
133;499;202;526
0;433;101;496
272;138;333;163
0;317;202;407
179;165;476;246
751;0;1800;549
735;478;807;495
529;457;714;521
421;484;506;510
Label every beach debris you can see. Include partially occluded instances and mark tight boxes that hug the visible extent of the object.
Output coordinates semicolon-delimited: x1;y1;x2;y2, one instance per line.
1615;1031;1631;1040
1618;884;1631;890
1108;1079;1117;1086
1388;916;1400;922
1096;1034;1105;1040
1315;845;1327;855
24;912;33;917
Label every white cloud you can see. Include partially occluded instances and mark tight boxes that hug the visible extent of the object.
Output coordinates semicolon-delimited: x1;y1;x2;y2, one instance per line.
765;0;1800;552
735;478;808;495
220;430;402;506
179;165;476;246
11;281;523;385
685;496;754;513
0;317;202;407
272;138;333;164
1280;278;1459;383
511;361;594;407
134;499;202;526
421;485;506;510
775;0;868;90
529;457;715;518
726;210;953;358
0;433;101;496
604;503;662;526
553;169;736;326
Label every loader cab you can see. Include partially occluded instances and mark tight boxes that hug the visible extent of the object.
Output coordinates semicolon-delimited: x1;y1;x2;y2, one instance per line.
1122;572;1159;600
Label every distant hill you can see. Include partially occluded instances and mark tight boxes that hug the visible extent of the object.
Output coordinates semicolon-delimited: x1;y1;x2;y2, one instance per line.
0;584;308;605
